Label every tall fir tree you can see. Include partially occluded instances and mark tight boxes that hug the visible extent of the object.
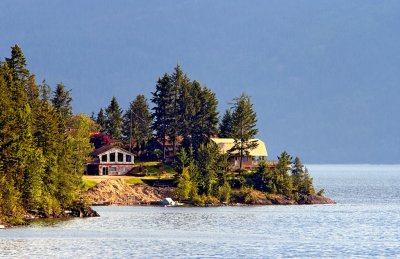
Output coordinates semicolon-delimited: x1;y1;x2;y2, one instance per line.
230;93;258;170
96;108;107;133
151;74;173;161
123;94;152;153
219;109;234;138
5;44;30;82
105;96;123;140
51;82;73;130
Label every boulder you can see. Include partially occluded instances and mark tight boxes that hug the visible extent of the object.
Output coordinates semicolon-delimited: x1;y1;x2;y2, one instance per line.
298;194;336;205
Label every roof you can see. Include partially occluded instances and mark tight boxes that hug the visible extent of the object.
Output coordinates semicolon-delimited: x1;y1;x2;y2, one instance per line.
210;138;268;157
90;145;135;157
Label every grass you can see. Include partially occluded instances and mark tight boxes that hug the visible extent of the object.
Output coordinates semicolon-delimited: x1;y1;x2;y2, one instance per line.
80;179;97;190
124;178;144;185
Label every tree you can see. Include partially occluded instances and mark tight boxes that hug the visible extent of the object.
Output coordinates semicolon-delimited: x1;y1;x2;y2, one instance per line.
105;96;123;139
197;142;225;196
123;94;152;153
230;93;258;170
90;133;111;149
51;82;73;127
219;109;234;138
96;108;107;133
5;44;30;82
190;86;219;151
151;74;173;161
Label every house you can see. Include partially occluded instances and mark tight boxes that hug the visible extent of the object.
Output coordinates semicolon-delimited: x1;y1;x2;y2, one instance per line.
86;145;135;176
210;138;270;170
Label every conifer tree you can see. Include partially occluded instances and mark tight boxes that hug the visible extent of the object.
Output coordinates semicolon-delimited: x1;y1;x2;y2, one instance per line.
105;96;123;139
219;109;234;138
96;108;107;133
230;93;258;170
151;74;173;161
123;94;152;153
51;82;73;128
5;44;30;82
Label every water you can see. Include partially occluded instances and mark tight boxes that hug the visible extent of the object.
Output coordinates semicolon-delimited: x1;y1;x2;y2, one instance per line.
1;165;400;258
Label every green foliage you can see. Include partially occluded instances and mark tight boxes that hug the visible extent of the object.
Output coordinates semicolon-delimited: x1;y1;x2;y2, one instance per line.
51;82;73;127
0;45;98;224
80;179;97;190
123;94;152;153
152;66;219;160
229;93;258;170
105;96;123;139
96;108;107;133
175;167;197;201
218;181;232;203
219;109;234;138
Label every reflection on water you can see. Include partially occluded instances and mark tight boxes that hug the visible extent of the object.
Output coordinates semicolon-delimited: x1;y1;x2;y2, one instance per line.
1;165;400;258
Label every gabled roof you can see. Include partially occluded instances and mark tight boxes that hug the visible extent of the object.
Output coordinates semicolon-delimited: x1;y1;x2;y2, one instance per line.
210;138;268;157
90;145;135;157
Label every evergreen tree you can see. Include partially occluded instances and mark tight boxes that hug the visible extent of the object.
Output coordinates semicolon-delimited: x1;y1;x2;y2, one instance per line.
197;142;225;196
191;86;219;151
219;109;234;138
96;108;107;133
51;82;73;127
123;94;152;153
5;44;30;82
151;74;173;161
105;96;123;139
230;93;258;170
169;65;190;158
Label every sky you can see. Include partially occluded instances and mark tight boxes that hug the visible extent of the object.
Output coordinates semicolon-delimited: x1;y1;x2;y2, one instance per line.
1;1;399;164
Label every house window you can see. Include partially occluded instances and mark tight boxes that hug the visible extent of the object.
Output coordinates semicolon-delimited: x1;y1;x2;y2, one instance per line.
126;155;132;162
121;167;126;172
101;154;107;162
110;167;117;172
118;152;124;162
110;153;115;162
102;167;108;175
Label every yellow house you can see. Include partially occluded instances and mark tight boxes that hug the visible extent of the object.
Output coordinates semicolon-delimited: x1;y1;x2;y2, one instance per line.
210;138;268;170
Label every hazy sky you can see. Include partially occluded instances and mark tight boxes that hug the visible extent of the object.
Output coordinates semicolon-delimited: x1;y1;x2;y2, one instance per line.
1;1;399;164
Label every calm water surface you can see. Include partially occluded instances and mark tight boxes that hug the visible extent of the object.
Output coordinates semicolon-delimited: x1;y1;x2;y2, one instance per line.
1;165;400;258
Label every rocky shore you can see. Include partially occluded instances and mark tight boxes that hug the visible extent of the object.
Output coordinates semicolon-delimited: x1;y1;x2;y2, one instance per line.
85;179;335;206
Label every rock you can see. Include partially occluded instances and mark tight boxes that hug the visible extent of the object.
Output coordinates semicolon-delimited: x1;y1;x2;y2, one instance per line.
270;194;296;205
0;225;5;229
298;194;336;205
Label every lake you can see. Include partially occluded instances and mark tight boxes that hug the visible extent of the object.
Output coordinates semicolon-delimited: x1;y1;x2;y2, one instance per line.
1;165;400;258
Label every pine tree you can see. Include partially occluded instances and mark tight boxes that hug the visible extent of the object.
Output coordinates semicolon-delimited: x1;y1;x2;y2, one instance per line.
105;96;123;139
96;108;107;133
151;74;173;161
5;44;30;82
51;82;73;128
123;94;152;153
219;109;234;138
191;86;219;151
230;93;258;170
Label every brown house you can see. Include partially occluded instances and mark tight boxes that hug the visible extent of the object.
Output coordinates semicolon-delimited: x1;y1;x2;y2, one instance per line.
86;145;135;176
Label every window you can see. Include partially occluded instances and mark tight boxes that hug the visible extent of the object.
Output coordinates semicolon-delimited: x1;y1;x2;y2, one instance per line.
126;155;132;162
121;167;126;172
101;154;107;162
110;167;117;172
102;167;108;175
118;152;124;162
110;153;115;162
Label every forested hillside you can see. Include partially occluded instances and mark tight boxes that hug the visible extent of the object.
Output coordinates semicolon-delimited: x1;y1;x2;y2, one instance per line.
0;45;95;224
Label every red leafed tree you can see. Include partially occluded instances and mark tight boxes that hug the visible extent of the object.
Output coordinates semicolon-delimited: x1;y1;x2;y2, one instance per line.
90;133;111;149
